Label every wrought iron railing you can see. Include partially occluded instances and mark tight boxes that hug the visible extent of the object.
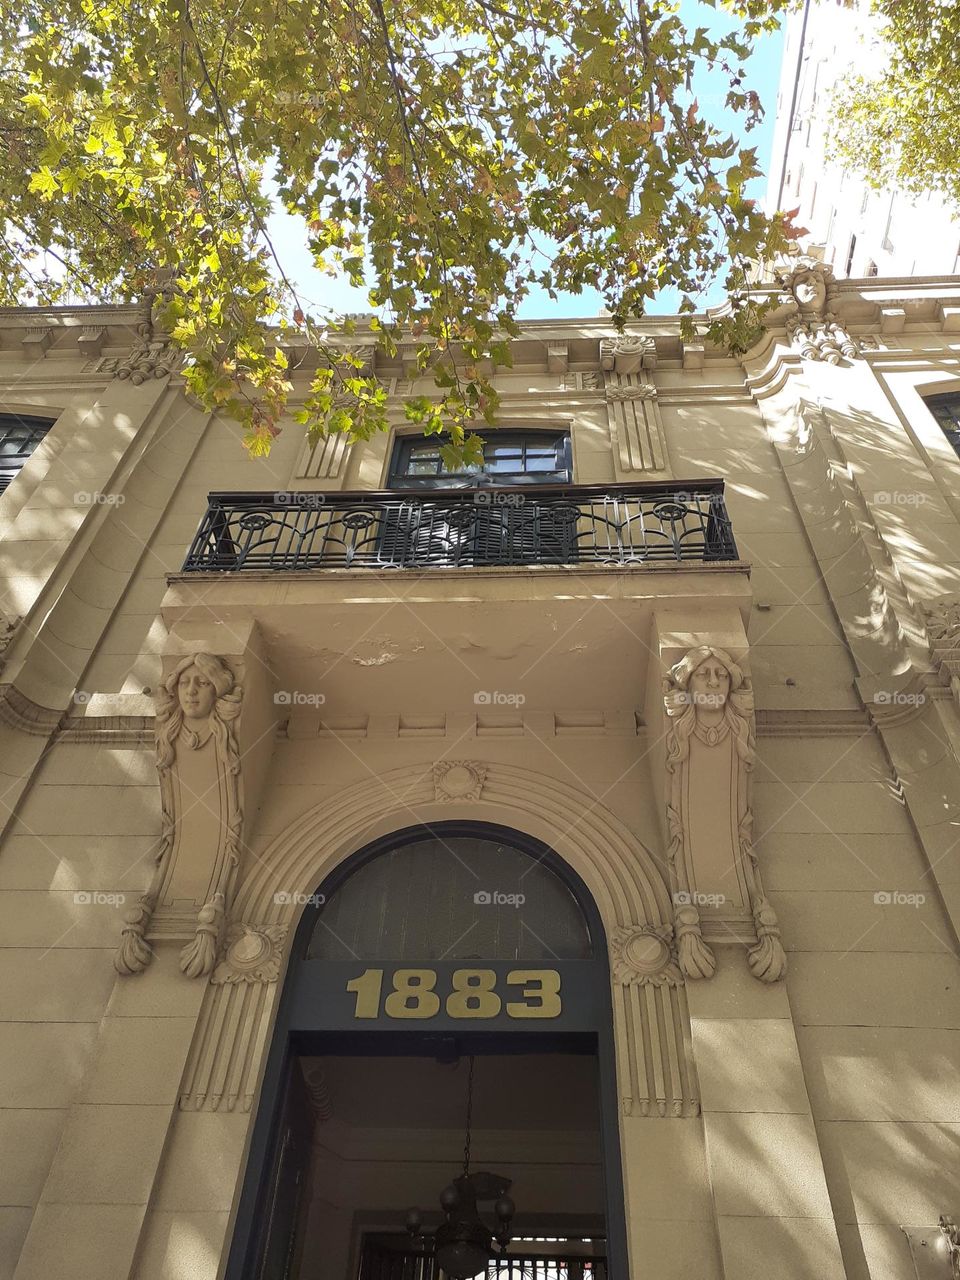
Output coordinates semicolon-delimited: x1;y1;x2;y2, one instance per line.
181;481;737;573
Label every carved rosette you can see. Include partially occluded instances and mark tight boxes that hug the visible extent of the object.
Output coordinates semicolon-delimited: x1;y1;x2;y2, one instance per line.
212;924;287;984
663;646;786;983
433;760;488;803
610;925;682;987
114;652;245;978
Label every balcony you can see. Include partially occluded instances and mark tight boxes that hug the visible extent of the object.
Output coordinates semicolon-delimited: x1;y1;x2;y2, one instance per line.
163;481;749;721
181;481;738;574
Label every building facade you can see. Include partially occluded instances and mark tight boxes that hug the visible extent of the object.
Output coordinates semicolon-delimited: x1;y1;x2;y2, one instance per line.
1;263;960;1280
766;0;960;279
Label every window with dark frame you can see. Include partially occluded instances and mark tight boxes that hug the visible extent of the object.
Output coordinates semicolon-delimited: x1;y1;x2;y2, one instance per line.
0;412;56;496
925;393;960;456
388;430;572;489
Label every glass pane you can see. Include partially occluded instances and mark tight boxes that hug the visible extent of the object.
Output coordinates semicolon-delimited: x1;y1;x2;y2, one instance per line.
404;455;442;475
307;833;592;961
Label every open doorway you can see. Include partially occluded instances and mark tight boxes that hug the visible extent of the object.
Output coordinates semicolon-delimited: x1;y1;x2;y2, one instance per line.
272;1046;608;1278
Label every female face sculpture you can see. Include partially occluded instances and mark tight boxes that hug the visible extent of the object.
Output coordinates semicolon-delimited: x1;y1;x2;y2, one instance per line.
792;269;826;311
177;663;218;721
688;655;731;714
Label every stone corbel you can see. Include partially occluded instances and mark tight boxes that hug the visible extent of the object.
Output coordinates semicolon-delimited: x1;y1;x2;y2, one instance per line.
653;624;786;983
22;327;51;356
115;621;275;978
546;342;568;374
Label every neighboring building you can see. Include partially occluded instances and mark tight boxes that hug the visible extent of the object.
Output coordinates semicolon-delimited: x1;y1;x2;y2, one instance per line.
2;264;960;1280
766;0;960;278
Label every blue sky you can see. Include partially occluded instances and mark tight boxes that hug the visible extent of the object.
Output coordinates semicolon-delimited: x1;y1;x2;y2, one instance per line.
264;2;786;321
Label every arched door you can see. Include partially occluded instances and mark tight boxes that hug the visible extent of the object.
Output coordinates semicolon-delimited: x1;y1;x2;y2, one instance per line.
226;822;628;1279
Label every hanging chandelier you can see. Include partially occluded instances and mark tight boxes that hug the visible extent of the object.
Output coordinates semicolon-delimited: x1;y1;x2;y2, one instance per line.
405;1057;516;1279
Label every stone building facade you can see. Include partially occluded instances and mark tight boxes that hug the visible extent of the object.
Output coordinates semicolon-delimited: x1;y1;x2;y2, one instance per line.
2;262;960;1280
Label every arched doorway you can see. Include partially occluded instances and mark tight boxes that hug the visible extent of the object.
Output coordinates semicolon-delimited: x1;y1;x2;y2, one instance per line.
226;822;629;1279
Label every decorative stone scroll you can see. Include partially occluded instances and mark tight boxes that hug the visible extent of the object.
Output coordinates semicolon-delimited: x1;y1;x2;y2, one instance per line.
115;652;245;978
663;646;786;982
776;256;862;364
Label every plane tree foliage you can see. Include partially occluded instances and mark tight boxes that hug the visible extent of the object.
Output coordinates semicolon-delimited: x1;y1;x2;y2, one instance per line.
830;1;960;220
2;0;797;461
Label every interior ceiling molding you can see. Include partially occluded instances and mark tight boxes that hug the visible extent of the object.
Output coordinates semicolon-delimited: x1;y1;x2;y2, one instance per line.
180;761;699;1118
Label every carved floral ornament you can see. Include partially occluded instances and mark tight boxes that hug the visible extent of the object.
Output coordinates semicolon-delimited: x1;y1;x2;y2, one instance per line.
923;596;960;646
662;646;786;983
212;924;287;984
115;652;245;978
610;924;682;986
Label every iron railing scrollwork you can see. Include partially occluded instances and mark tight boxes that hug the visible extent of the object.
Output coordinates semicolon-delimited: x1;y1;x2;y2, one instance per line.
181;482;737;573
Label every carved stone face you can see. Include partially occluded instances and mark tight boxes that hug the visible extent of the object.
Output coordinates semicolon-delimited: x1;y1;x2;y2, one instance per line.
792;270;826;311
177;664;217;720
688;656;730;713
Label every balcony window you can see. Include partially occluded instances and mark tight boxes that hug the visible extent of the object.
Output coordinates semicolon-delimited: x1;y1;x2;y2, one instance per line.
0;412;55;495
388;431;572;489
926;393;960;455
